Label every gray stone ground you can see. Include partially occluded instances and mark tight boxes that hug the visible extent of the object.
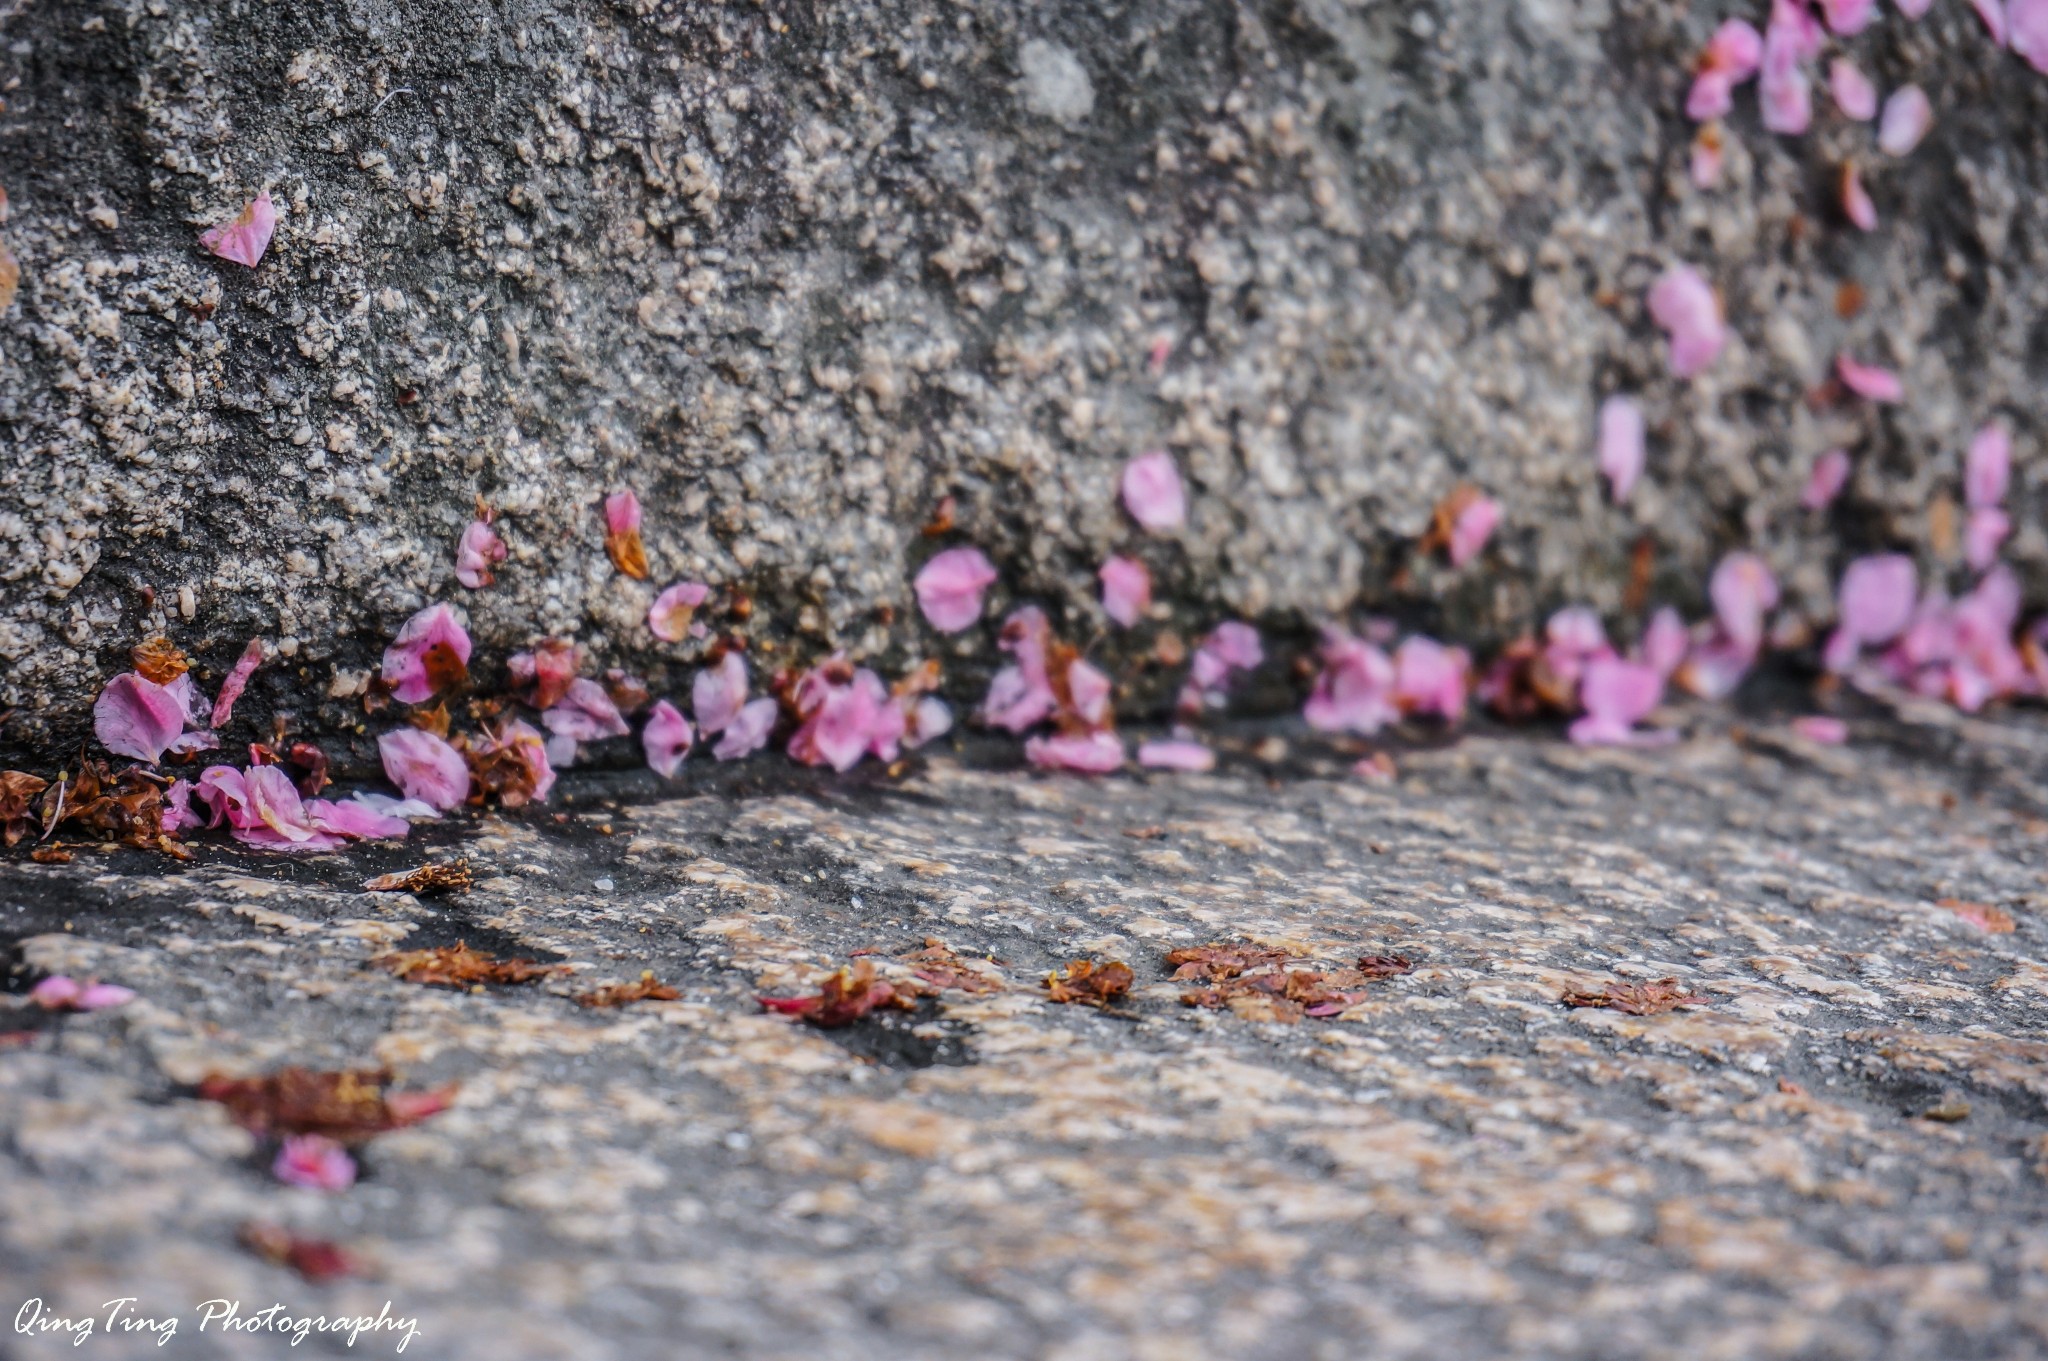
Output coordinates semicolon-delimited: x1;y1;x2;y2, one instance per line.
7;690;2048;1359
4;0;2048;757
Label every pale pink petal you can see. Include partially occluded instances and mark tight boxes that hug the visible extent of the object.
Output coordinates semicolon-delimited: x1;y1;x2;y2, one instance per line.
1448;495;1500;567
545;732;579;770
195;765;252;829
1828;59;1877;120
377;727;471;811
1024;730;1126;773
1965;423;2011;509
543;678;630;743
161;780;197;834
1771;0;1828;57
244;764;316;843
1547;606;1611;659
714;697;779;761
1802;449;1852;510
982;606;1059;733
199;190;277;268
1710;552;1780;656
29;976;83;1009
1840;163;1877;232
75;982;137;1010
1877;87;1932;157
1303;630;1398;735
913;546;999;633
274;1134;356;1193
166;728;220;756
1835;354;1902;402
1067;658;1114;728
1691;127;1727;188
1791;716;1849;744
1676;634;1756;700
1137;738;1215;772
1641;607;1690;678
1821;0;1878;33
604;489;642;536
905;697;953;748
642;699;694;778
1758;22;1813;136
93;673;187;763
1577;657;1665;730
211;638;266;730
1392;636;1469;722
1098;556;1152;628
693;652;750;734
1121;451;1187;532
1647;265;1726;378
1898;0;1933;16
306;797;410;841
380;603;472;705
2015;0;2048;71
455;518;508;590
1833;554;1920;668
1972;0;2011;42
1598;396;1646;504
1687;69;1735;122
648;581;710;642
1707;18;1765;78
1965;507;2012;571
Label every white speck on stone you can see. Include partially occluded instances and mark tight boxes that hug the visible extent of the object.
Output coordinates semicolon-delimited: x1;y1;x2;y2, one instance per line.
595;877;614;892
1017;40;1093;124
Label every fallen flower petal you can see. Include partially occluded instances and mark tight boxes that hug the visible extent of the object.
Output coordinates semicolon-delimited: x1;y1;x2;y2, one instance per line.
713;697;779;761
1938;897;2016;933
238;1223;364;1284
362;860;473;894
1447;492;1500;567
1570;657;1668;746
1966;422;2011;509
1791;715;1849;744
197;1067;456;1144
1392;636;1470;722
130;636;190;685
913;545;999;633
1710;552;1779;656
1803;449;1852;510
1121;450;1187;531
463;718;556;806
1098;555;1152;628
273;1134;356;1193
603;489;649;579
1965;507;2011;571
759;960;916;1027
542;677;630;743
1304;629;1398;735
1825;553;1919;670
306;797;410;842
32;975;135;1011
1065;658;1113;728
1137;738;1216;772
1877;86;1932;157
1599;395;1646;503
575;972;682;1008
199;190;277;268
1758;20;1813;135
1641;607;1690;679
380;603;471;705
647;581;709;642
2015;0;2048;71
982;606;1059;733
349;792;442;821
1840;162;1877;231
455;516;507;590
210;638;266;731
375;941;563;987
1648;265;1726;378
94;673;187;764
1973;0;2011;42
693;651;751;734
1025;730;1126;773
1836;353;1902;402
1820;0;1877;33
508;638;579;711
378;727;471;811
1691;124;1726;188
643;699;693;778
1828;58;1877;120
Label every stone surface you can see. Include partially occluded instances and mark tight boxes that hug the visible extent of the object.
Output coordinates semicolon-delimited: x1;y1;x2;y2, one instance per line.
7;698;2048;1358
3;3;2047;758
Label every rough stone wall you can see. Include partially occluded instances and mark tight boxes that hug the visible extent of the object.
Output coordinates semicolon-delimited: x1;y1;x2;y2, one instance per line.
1;0;2045;758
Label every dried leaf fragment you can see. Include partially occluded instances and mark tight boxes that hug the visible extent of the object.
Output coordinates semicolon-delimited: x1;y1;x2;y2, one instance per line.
197;1067;454;1144
575;971;682;1008
1;770;50;846
1354;954;1415;979
373;940;562;987
1166;942;1294;983
1561;978;1707;1016
1042;958;1134;1007
1937;898;2015;933
130;636;191;685
901;938;1002;994
363;859;474;894
759;959;917;1028
238;1222;367;1283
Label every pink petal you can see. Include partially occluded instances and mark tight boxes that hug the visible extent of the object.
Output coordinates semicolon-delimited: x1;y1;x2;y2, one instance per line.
306;797;410;841
1647;265;1726;378
905;697;953;749
1758;22;1813;136
1024;730;1126;773
1791;716;1849;744
1965;507;2012;572
211;638;265;730
1897;0;1933;15
643;699;694;778
1821;0;1878;33
1641;607;1690;678
648;581;710;642
1802;450;1852;510
1687;69;1736;122
542;678;630;743
1580;656;1664;725
380;603;472;705
1121;451;1187;532
1598;396;1646;504
244;764;316;842
913;546;999;633
93;673;187;764
693;652;751;735
982;606;1060;734
1877;87;1932;157
1837;553;1920;652
1972;0;2011;43
161;780;197;834
1137;738;1215;772
713;697;779;761
195;765;252;829
1828;59;1877;120
2015;0;2048;71
199;190;277;268
1676;634;1756;700
1547;606;1611;659
1706;18;1765;78
377;727;471;811
1098;556;1152;628
30;976;83;1009
1709;552;1780;656
1835;354;1902;402
1966;423;2011;509
1392;636;1469;721
787;664;886;772
1448;495;1500;567
455;518;508;590
274;1134;356;1193
1771;0;1828;57
76;982;137;1011
1691;127;1727;189
1067;658;1114;728
1303;630;1398;735
1840;163;1877;231
604;489;642;536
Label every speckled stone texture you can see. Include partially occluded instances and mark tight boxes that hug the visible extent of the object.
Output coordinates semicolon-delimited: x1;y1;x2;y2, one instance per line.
6;701;2048;1359
2;2;2046;757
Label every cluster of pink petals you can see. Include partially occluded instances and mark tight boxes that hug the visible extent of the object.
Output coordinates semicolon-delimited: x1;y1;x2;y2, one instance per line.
914;546;999;633
1304;629;1399;735
1687;19;1763;120
1870;566;2035;711
1121;451;1187;532
1648;266;1726;378
1570;657;1676;747
1878;86;1932;156
197;763;410;852
694;652;780;761
1829;59;1878;119
543;678;630;746
200;191;277;268
787;662;908;772
381;603;472;704
982;606;1060;733
1598;396;1646;504
1178;621;1264;716
1836;354;1901;402
1803;450;1852;510
30;976;136;1012
1447;494;1501;567
455;515;508;590
274;1134;356;1193
377;728;470;811
1098;556;1152;628
647;581;710;642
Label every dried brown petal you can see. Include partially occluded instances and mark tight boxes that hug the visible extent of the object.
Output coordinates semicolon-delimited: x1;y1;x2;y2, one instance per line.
373;941;562;988
606;527;649;580
574;971;682;1008
1166;942;1294;983
0;241;18;313
0;770;49;847
759;959;916;1028
363;860;474;895
1561;978;1707;1016
130;636;191;684
901;938;1001;994
1937;898;2015;933
1043;959;1134;1007
239;1222;367;1284
197;1067;454;1144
